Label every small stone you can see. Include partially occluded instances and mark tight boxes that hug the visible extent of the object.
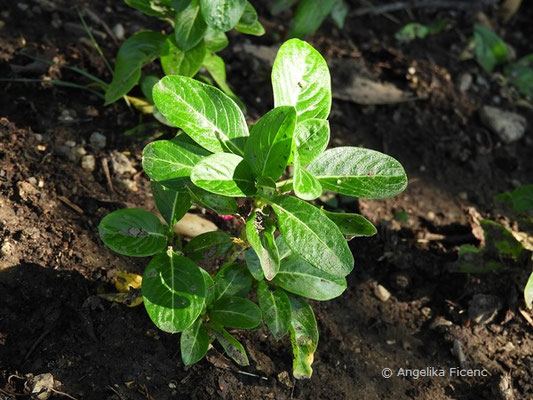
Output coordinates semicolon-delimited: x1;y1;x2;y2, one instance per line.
427;211;436;221
429;316;453;329
81;155;96;172
28;176;37;186
69;146;86;162
277;371;293;388
65;140;76;148
479;106;527;144
112;23;125;40
374;283;391;302
28;373;55;400
17;3;29;11
457;72;472;92
168;382;177;389
110;151;136;175
90;132;106;150
458;191;468;201
468;294;502;325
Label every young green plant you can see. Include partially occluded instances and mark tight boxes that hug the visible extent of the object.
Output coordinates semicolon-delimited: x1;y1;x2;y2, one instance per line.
105;0;265;110
98;38;408;378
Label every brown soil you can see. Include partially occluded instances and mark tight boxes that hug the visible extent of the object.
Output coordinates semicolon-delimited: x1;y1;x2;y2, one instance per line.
1;1;533;399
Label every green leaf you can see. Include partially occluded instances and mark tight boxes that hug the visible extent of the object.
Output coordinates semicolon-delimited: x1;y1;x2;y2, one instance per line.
200;0;246;32
183;231;234;261
209;324;249;366
180;318;209;365
270;0;298;15
246;211;280;280
306;147;408;198
160;36;206;77
289;119;330;165
257;281;291;340
272;39;331;122
124;0;174;18
270;196;353;277
143;138;210;185
322;210;377;238
244;248;265;281
474;24;509;72
151;180;191;226
244;106;296;181
204;27;228;52
171;0;191;11
142;252;206;333
289;295;318;379
235;1;265;36
293;151;322;200
525;271;533;309
481;219;524;260
105;31;166;105
255;177;277;199
140;75;160;103
153;75;248;154
276;234;292;260
508;184;533;214
213;263;253;301
98;208;168;256
174;0;207;51
187;185;238;214
200;267;215;306
191;153;256;196
395;19;446;42
288;0;336;38
274;254;347;301
203;53;246;112
504;54;533;98
330;0;348;29
210;296;262;329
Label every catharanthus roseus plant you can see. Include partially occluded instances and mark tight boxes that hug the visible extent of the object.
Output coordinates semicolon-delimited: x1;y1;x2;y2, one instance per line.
105;0;264;108
98;39;408;378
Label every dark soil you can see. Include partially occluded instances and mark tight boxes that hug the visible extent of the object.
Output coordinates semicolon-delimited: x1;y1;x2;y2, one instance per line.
1;1;533;399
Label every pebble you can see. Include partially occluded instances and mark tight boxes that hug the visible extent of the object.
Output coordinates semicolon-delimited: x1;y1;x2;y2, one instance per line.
111;151;136;175
112;23;125;40
277;371;293;388
374;284;391;302
70;146;86;163
168;382;177;389
457;72;472;92
28;373;55;400
479;105;527;144
458;191;468;201
468;294;502;325
90;131;107;150
427;211;436;221
65;140;76;148
81;155;96;172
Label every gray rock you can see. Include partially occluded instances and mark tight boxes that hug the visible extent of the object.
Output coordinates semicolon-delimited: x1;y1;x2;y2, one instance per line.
112;23;125;40
458;72;472;92
468;294;501;325
81;155;96;171
89;131;106;150
480;106;527;144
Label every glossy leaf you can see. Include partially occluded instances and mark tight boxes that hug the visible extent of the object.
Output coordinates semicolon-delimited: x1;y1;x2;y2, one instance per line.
210;324;249;366
330;0;348;29
142;252;206;333
160;36;206;77
151;180;191;226
244;248;265;281
200;0;246;32
187;185;238;214
174;0;207;51
274;254;347;301
246;211;280;280
143;138;210;185
200;267;215;306
270;0;298;15
271;196;353;277
98;208;168;256
183;231;233;261
276;234;292;260
191;153;256;196
244;106;296;181
180;318;209;365
289;119;330;165
203;53;246;111
322;210;377;238
307;147;408;198
288;0;336;38
124;0;174;18
525;271;533;309
140;75;159;103
257;281;291;340
210;296;262;329
289;295;318;379
474;24;508;72
272;39;331;122
213;263;253;301
105;31;166;105
293;151;322;200
153;75;248;154
255;177;277;199
235;1;265;36
204;27;228;51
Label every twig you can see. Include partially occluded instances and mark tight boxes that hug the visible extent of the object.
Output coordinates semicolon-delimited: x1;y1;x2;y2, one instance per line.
236;370;268;381
518;308;533;327
101;157;115;193
354;0;498;16
57;195;84;214
50;388;79;400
